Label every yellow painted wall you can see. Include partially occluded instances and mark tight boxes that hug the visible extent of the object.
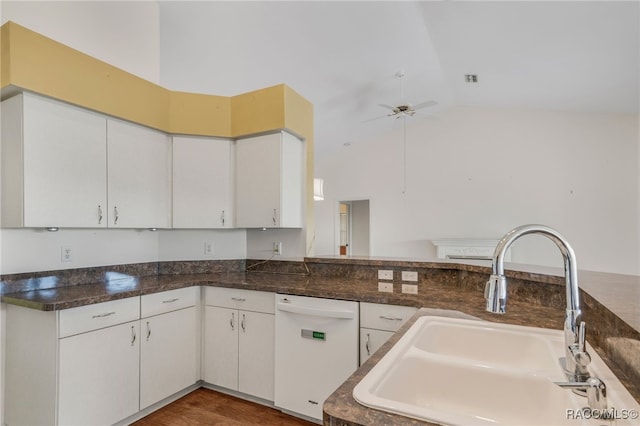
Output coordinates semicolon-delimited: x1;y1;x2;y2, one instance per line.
0;21;312;141
1;21;171;130
169;91;232;137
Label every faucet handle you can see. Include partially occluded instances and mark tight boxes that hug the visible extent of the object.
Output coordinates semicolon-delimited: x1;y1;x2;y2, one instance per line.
586;377;607;411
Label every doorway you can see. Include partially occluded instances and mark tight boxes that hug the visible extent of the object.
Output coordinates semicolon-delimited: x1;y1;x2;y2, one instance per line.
338;200;370;256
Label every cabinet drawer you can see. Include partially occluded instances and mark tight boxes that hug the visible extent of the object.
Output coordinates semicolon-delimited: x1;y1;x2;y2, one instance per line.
360;302;417;332
141;286;199;318
59;297;140;338
205;287;274;314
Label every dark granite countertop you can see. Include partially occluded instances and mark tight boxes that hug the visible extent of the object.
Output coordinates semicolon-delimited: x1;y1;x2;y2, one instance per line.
2;258;639;424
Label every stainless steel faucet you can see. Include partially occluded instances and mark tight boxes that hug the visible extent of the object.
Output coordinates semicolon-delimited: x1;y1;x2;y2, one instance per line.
485;224;591;382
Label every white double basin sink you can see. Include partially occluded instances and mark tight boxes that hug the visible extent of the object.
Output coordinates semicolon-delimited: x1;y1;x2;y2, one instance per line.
353;316;640;425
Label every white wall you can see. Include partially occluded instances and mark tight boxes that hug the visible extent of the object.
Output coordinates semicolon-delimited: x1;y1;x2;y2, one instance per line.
0;2;249;276
0;1;161;83
315;106;639;275
0;229;160;275
246;228;307;260
159;229;246;261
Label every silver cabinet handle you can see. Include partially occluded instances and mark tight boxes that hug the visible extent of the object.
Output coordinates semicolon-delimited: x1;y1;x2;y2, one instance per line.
113;206;119;225
230;312;235;330
366;333;371;356
146;321;151;341
162;298;179;304
97;205;103;224
231;297;246;302
92;311;115;319
379;315;403;321
272;208;277;226
131;325;136;346
241;313;246;333
221;210;225;226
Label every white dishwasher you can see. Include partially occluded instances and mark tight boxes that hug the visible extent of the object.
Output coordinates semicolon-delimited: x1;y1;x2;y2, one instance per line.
274;294;359;421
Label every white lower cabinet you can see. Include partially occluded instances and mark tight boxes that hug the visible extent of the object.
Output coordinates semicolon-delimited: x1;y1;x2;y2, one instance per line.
58;320;140;426
359;302;418;365
203;287;275;401
5;288;200;426
140;287;199;410
5;297;141;426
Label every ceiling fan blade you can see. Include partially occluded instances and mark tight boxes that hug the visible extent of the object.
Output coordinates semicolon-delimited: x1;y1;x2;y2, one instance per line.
361;114;391;123
411;100;438;111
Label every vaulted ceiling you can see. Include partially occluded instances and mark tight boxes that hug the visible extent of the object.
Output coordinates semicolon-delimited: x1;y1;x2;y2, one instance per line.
7;2;638;161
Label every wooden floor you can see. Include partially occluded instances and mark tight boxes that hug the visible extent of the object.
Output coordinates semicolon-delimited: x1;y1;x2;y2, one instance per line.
132;388;316;426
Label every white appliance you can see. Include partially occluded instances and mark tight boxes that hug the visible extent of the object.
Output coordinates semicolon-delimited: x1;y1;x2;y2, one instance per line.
274;294;359;421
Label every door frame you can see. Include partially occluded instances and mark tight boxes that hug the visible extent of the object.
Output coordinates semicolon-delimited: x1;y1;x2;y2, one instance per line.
335;197;371;257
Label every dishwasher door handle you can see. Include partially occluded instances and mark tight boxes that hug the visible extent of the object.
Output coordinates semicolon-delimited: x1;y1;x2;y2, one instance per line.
276;302;355;319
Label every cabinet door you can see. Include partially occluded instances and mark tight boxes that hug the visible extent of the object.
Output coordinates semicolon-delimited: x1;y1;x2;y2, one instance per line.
58;321;140;426
140;307;198;409
238;311;275;401
10;93;107;227
173;136;234;228
236;133;281;228
107;119;171;228
203;306;239;390
360;328;394;365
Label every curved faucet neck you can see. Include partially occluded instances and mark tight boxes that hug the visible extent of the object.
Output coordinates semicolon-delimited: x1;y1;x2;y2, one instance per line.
491;224;580;312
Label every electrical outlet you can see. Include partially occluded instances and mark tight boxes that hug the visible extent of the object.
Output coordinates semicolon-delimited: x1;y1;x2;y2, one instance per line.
204;241;214;256
273;242;282;255
378;270;393;280
401;271;418;282
378;282;393;293
402;284;418;295
61;246;73;263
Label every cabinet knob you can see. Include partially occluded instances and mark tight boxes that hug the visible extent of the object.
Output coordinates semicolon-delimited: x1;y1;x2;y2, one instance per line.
113;206;119;225
272;208;277;226
230;312;235;330
241;313;246;333
97;205;103;225
146;321;151;341
221;210;225;226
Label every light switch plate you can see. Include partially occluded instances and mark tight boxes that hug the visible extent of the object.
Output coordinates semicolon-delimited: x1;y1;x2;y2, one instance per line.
378;270;393;280
402;284;418;294
401;271;418;282
378;282;394;293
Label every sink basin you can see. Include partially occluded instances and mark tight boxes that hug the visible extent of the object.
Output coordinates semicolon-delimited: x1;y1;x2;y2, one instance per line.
353;316;640;425
410;317;562;373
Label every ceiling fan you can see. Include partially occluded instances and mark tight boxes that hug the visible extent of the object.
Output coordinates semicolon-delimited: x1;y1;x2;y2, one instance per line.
363;71;438;194
363;71;438;123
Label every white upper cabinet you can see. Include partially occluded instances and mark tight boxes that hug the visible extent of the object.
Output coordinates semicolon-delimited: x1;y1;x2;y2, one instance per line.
235;131;304;228
107;119;172;228
1;92;108;228
172;136;234;228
